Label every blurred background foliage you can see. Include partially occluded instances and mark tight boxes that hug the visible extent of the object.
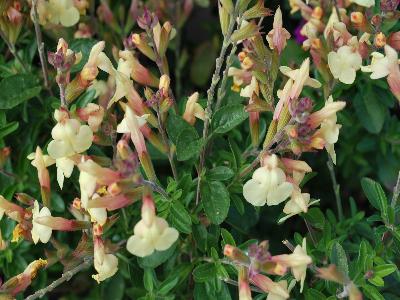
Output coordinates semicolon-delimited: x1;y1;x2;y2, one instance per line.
0;0;400;299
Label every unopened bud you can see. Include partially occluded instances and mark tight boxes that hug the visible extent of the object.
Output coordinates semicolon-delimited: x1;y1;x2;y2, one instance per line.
350;12;365;26
108;183;121;196
371;14;382;26
374;32;386;48
73;198;82;210
93;223;103;236
224;244;251;264
312;6;323;19
388;31;400;50
242;57;254;70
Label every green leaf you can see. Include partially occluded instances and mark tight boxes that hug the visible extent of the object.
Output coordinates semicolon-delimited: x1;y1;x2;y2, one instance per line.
354;86;387;134
373;264;397;277
304;208;325;230
207;166;234;181
103;273;125;300
221;228;236;246
0;121;18;139
143;269;154;292
362;285;385;300
158;276;179;295
361;178;389;222
330;242;349;276
69;39;98;73
170;200;192;233
368;275;384;287
212;104;248;134
190;41;217;87
193;263;217;282
305;289;326;300
76;88;96;108
176;128;202;161
0;74;41;109
200;181;230;225
166;114;197;145
51;193;66;213
138;242;177;268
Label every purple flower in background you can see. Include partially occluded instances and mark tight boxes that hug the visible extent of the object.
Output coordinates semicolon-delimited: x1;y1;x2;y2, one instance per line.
294;20;307;44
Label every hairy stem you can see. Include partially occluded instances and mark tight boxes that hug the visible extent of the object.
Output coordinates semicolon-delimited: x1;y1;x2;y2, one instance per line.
31;0;50;90
24;257;93;300
195;6;239;205
142;179;169;199
0;29;28;72
327;158;344;221
391;170;400;208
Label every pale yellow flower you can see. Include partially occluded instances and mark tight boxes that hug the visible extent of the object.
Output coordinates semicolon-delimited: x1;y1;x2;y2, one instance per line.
243;155;293;206
31;201;52;244
328;46;362;84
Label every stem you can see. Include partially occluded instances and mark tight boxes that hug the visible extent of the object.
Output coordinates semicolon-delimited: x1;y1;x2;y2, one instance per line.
156;110;178;181
59;83;67;107
332;0;342;22
24;257;92;300
0;29;28;72
304;218;317;246
391;171;400;208
222;277;263;293
31;0;50;90
174;3;183;100
327;158;344;222
142;179;169;199
195;5;239;205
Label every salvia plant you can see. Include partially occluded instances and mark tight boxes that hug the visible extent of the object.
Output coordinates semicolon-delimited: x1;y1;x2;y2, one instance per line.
0;0;399;299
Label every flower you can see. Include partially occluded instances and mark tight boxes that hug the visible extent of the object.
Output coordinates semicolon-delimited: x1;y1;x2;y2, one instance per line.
38;0;80;27
271;238;311;292
243;154;293;206
267;281;291;300
76;103;104;132
182;92;205;125
250;274;290;300
350;0;375;7
361;45;400;101
314;96;344;163
31;201;52;244
279;190;319;223
47;109;93;188
266;7;291;54
126;192;178;257
328;46;362;84
92;238;118;283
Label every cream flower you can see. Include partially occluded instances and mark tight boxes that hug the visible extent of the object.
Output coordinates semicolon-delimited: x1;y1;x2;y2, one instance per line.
266;7;291;54
243;154;293;206
182;92;205;125
38;0;80;27
361;45;399;79
126;197;179;257
92;240;118;283
31;201;52;244
266;280;291;300
88;194;107;226
47;109;93;189
328;46;362;84
279;190;319;223
350;0;375;7
317;96;343;163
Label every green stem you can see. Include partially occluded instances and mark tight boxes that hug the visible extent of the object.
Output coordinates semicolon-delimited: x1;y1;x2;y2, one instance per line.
327;158;344;221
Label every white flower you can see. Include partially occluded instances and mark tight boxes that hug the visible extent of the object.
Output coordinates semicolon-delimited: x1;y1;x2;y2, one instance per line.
328;46;362;84
266;280;291;300
92;242;118;283
38;0;80;27
88;194;107;226
291;239;310;292
127;197;178;257
126;216;179;257
243;154;293;206
182;92;205;125
350;0;375;7
361;45;398;79
31;201;52;244
279;191;319;223
47;109;93;189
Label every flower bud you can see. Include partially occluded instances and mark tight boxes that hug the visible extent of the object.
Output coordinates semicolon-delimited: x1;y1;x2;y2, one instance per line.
374;32;386;48
388;31;400;50
224;244;251;265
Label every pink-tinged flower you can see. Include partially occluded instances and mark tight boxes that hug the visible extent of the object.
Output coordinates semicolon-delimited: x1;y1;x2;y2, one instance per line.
97;1;114;23
0;196;26;223
34;215;91;231
328;46;362;84
74;23;93;38
250;275;290;300
76;103;104;132
307;99;346;130
316;264;346;284
243;154;293;206
80;41;106;82
31;201;52;244
0;259;47;296
126;191;179;257
224;244;251;265
241;77;261;146
92;237;118;283
289;0;313;17
228;67;252;91
7;2;22;25
361;45;400;101
27;147;55;207
238;267;252;300
266;7;291;55
47;109;93;189
273;238;311;292
182;92;205;125
280;58;321;101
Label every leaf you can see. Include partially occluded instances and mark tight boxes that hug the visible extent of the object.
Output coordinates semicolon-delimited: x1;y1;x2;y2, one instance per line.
193;263;217;282
176;128;202;161
103;273;125;300
170;200;192;233
200;181;230;225
158;276;179;295
373;264;397;277
330;242;349;276
190;41;217;87
138;242;177;268
305;289;326;300
212;104;248;134
207;166;234;181
368;275;385;287
362;285;385;300
304;208;325;230
76;89;96;108
69;39;98;73
0;74;41;109
51;193;66;213
166;114;197;145
221;228;236;246
0;121;19;139
354;87;386;134
361;177;389;222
